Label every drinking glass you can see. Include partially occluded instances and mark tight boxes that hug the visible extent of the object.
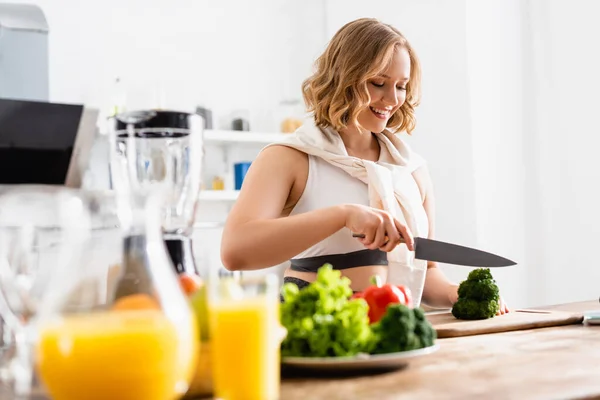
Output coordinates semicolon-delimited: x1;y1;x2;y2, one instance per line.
0;185;91;399
207;271;283;400
387;253;428;308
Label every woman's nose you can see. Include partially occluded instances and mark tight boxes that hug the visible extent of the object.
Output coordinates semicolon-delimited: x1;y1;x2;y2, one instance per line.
382;86;399;107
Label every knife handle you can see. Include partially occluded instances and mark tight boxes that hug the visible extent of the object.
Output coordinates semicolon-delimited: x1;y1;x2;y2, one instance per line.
352;232;406;243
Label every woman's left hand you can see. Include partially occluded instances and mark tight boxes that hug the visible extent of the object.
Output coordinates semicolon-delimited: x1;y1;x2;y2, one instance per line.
497;295;510;315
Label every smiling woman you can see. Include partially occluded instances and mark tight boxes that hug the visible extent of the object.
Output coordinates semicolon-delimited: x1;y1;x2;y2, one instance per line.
220;17;508;313
302;18;421;136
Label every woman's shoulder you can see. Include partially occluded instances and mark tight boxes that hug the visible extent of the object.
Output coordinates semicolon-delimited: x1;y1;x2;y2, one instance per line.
256;141;309;185
260;142;309;164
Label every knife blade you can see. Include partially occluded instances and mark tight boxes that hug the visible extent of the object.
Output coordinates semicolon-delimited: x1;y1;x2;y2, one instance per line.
351;233;516;267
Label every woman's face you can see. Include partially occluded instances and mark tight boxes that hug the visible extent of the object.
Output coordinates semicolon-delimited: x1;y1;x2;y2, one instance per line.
357;46;411;133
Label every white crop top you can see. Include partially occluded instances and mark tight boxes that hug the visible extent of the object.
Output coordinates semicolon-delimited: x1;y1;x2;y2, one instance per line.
290;155;370;259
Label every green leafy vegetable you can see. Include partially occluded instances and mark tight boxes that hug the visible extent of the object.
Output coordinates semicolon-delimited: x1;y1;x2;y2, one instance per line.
280;264;374;357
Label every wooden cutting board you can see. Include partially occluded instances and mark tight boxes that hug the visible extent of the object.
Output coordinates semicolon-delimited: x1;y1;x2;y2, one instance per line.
427;309;584;338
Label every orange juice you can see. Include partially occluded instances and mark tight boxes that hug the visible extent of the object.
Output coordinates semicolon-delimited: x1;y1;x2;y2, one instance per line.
37;309;198;400
210;296;280;400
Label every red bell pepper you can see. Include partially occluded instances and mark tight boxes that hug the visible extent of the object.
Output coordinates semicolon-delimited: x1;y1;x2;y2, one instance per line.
355;276;413;323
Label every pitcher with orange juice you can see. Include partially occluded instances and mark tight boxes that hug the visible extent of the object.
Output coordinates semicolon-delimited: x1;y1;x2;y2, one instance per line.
33;111;204;400
33;189;198;400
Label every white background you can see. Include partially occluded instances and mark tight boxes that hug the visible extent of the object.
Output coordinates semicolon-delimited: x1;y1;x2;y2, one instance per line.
7;0;600;308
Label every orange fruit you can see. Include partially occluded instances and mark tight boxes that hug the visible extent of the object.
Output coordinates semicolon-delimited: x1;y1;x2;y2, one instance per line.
179;273;203;296
112;293;160;311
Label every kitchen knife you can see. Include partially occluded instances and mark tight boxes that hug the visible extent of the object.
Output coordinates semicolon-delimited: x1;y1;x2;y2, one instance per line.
351;233;516;267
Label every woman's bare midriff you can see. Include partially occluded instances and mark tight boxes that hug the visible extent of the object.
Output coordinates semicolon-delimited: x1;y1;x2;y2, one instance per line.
284;265;389;292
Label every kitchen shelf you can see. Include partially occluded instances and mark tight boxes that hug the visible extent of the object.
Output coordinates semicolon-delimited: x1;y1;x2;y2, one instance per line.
204;129;287;145
198;190;240;202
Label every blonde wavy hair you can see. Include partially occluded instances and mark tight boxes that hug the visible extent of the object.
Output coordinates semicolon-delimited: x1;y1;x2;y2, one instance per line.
302;18;421;134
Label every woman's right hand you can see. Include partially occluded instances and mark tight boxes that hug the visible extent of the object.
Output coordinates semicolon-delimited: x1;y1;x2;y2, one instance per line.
342;204;414;252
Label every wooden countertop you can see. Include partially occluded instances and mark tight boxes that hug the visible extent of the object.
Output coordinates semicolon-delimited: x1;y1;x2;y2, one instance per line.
279;300;600;400
2;300;599;399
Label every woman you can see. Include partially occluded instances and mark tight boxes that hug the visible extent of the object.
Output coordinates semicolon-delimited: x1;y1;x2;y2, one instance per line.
221;17;508;313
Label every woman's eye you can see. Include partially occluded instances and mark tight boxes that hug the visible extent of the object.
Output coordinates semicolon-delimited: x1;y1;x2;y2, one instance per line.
371;82;385;88
397;86;407;91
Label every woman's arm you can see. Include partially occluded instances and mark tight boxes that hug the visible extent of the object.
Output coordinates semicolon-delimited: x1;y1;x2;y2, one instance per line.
413;165;459;308
220;146;349;271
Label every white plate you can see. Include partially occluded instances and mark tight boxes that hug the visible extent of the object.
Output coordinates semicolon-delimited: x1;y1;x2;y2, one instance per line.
281;344;440;371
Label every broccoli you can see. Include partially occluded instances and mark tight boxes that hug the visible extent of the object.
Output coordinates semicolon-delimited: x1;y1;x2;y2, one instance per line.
370;304;437;354
452;268;500;320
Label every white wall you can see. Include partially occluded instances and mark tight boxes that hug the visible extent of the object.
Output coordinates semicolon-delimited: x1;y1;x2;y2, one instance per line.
7;0;324;132
464;0;600;307
525;0;600;305
464;0;529;307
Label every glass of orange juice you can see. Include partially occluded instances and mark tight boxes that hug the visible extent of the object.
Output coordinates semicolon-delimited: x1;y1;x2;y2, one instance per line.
208;272;283;400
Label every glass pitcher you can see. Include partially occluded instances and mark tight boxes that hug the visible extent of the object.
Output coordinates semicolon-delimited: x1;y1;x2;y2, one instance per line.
31;187;198;399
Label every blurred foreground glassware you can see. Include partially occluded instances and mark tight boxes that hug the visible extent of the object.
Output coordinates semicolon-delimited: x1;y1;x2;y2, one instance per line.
208;271;284;400
107;109;205;275
32;186;199;400
0;185;91;399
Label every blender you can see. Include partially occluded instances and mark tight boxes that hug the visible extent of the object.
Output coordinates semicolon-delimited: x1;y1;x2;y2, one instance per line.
107;109;205;275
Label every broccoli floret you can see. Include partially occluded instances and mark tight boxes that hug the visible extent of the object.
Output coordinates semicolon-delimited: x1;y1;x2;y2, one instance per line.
452;268;500;320
466;268;493;282
413;307;437;348
451;298;500;320
370;304;436;354
378;303;416;332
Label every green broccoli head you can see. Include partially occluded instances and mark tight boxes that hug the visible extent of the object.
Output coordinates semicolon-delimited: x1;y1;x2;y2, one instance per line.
371;304;436;354
452;268;501;320
451;298;499;320
457;278;500;302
